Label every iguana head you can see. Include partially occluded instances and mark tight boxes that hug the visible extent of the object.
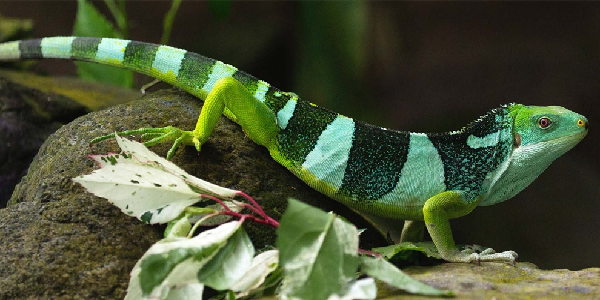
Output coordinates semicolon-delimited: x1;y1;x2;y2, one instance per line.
481;104;588;205
511;104;588;149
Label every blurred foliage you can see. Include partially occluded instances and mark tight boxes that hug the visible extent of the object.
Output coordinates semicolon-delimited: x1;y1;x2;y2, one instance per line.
160;0;183;45
73;0;133;88
72;0;183;88
102;0;128;36
0;14;32;43
295;1;375;122
207;0;231;19
0;14;34;70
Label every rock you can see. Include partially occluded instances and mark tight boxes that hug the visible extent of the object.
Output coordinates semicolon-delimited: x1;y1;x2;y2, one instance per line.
0;200;161;299
0;70;139;207
1;88;382;298
395;263;600;299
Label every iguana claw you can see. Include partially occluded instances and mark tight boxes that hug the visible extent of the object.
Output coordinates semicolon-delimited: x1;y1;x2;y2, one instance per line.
442;246;518;265
90;126;198;160
463;247;518;265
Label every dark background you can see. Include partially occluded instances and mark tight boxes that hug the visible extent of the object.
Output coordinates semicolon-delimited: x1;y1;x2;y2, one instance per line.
0;1;598;270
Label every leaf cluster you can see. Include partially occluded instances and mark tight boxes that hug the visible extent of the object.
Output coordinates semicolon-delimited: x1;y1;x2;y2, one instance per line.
74;136;451;299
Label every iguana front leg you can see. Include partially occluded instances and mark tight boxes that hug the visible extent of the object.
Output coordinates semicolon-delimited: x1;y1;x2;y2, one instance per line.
423;191;518;263
92;77;279;159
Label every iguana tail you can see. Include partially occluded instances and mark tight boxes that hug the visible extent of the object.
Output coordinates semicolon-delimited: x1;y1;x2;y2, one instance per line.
0;36;252;101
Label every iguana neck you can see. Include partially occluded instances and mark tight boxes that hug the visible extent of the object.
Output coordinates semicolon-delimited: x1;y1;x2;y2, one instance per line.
424;104;515;203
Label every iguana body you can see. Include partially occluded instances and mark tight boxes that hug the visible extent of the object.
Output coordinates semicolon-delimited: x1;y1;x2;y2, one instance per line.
0;37;589;263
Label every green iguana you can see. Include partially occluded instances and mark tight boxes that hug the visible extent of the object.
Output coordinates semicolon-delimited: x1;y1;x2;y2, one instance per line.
0;37;589;263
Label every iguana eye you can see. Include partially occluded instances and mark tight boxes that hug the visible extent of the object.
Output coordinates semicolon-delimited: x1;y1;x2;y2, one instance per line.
538;117;552;129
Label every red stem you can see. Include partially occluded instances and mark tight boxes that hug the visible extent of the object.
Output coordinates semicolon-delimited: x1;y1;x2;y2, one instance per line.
203;195;371;254
237;192;267;217
221;211;278;227
358;248;381;257
201;194;232;212
239;203;264;216
200;193;279;227
236;192;280;226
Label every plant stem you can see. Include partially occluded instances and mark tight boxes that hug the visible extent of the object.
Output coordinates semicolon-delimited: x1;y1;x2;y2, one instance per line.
358;248;382;258
200;193;280;228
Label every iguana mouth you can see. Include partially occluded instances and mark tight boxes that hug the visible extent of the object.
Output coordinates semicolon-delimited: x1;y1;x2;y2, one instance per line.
552;129;588;143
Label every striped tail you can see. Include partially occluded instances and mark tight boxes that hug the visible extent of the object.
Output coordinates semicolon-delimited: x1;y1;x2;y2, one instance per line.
0;36;254;101
0;36;302;127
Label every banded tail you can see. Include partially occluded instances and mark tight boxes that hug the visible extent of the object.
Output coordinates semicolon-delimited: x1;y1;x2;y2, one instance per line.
0;37;280;105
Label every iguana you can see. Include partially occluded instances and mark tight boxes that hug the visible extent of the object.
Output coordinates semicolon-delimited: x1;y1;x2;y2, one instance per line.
0;37;589;263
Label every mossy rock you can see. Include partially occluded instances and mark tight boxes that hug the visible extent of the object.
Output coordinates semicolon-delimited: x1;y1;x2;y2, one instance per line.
0;70;139;206
397;263;600;299
1;88;384;299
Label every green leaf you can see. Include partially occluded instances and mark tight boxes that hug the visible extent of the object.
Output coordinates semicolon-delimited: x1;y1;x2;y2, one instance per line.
359;256;452;297
0;15;33;42
103;0;128;35
276;199;361;299
296;2;369;119
125;221;243;299
197;225;255;290
73;0;133;87
373;241;442;265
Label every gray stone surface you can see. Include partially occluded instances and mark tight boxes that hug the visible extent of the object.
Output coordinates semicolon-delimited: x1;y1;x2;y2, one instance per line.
1;89;379;299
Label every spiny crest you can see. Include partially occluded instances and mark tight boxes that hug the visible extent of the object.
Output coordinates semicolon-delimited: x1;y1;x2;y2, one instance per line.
448;103;515;136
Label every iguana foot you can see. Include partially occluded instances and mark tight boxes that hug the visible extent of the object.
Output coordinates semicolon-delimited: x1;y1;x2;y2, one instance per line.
90;126;200;160
443;246;518;265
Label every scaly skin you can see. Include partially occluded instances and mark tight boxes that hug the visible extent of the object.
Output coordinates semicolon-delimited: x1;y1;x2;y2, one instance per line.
0;37;589;263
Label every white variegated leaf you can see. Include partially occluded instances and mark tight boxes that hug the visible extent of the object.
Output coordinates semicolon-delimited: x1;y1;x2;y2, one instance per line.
231;249;279;297
162;283;204;300
74;136;240;224
197;224;255;290
125;221;242;299
74;159;200;224
329;278;376;300
114;134;238;197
